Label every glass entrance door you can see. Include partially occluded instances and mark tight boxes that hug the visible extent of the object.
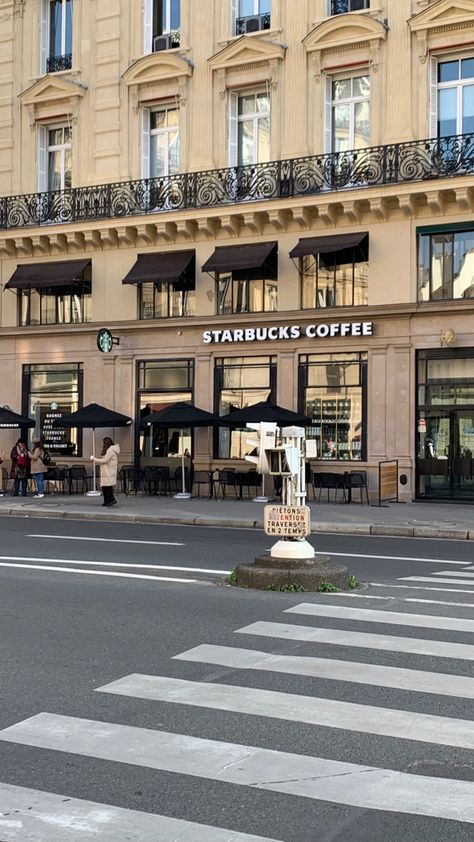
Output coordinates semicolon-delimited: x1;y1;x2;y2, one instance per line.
417;409;474;499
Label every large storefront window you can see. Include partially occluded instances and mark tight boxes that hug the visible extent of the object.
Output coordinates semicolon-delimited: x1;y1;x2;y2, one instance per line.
22;363;83;456
137;359;194;459
299;353;367;461
418;227;474;300
417;350;474;500
215;356;276;458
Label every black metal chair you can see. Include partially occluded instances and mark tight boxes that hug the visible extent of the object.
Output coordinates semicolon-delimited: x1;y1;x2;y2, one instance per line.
121;467;144;495
191;470;211;498
238;470;261;498
68;466;89;494
305;463;314;500
315;472;346;504
346;470;369;504
172;466;190;494
217;469;239;500
143;465;163;495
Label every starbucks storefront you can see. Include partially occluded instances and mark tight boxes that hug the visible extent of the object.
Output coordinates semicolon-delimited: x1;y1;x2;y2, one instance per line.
417;350;474;500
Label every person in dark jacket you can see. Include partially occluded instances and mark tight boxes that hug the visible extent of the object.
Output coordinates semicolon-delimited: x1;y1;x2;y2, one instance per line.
11;438;29;497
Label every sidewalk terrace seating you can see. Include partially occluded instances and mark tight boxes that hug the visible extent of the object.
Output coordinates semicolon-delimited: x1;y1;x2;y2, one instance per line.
68;465;90;494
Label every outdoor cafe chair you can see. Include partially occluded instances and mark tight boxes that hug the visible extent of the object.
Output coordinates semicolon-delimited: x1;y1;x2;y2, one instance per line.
121;467;144;495
191;470;211;498
238;470;261;498
68;466;89;494
345;470;369;504
217;469;239;500
314;472;347;504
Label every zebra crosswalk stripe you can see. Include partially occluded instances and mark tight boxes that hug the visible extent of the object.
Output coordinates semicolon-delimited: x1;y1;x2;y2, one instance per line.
0;782;282;842
173;643;474;699
1;713;474;824
236;620;474;660
96;673;474;749
284;602;474;633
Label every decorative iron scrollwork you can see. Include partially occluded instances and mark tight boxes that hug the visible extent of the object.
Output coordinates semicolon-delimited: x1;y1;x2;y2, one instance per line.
46;53;73;73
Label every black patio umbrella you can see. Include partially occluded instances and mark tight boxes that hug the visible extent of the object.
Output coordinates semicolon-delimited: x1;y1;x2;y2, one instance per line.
219;401;311;427
54;402;132;495
142;402;217;499
0;406;35;429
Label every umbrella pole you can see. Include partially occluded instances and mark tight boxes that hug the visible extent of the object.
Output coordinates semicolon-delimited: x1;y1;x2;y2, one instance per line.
253;472;269;504
174;427;191;499
87;427;101;497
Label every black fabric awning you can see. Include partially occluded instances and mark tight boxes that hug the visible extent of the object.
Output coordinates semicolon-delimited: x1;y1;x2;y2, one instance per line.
5;259;91;290
289;233;368;259
122;251;195;287
202;241;278;273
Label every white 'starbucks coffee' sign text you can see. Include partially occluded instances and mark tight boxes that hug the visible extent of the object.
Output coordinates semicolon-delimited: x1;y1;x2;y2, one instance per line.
202;321;374;345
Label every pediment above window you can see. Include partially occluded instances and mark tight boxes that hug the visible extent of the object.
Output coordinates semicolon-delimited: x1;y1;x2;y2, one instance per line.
19;75;86;107
409;0;474;33
209;35;286;73
123;52;193;87
303;14;387;55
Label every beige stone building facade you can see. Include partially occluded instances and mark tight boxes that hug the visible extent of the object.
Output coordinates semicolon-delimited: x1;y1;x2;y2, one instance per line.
1;0;474;501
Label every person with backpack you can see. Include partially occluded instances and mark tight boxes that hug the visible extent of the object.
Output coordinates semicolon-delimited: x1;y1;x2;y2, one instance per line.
11;439;30;497
30;437;47;498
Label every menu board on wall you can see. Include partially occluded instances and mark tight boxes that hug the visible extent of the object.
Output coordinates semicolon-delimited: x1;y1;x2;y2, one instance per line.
40;403;77;456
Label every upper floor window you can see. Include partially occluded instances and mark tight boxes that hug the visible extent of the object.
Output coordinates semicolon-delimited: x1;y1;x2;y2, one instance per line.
42;0;73;74
140;283;195;319
234;0;270;35
229;90;270;167
38;125;72;192
328;75;371;153
433;57;474;138
145;0;180;53
329;0;369;14
18;263;91;326
149;107;180;178
300;239;369;310
418;228;474;301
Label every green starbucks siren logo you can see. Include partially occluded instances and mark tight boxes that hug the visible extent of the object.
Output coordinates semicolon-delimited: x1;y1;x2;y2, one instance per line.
97;328;114;353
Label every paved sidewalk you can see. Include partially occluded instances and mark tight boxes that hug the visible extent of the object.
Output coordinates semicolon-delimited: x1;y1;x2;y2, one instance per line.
0;491;473;540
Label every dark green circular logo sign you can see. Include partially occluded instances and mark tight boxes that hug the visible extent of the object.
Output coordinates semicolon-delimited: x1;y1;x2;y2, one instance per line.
97;328;113;353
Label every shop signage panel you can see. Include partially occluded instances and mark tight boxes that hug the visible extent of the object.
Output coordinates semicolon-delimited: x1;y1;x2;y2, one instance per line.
202;321;374;345
264;504;311;537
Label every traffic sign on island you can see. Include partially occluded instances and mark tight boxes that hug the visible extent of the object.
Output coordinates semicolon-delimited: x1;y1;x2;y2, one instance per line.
264;505;311;538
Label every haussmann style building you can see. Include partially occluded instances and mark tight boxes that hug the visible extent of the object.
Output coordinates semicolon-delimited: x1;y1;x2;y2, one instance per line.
1;0;474;502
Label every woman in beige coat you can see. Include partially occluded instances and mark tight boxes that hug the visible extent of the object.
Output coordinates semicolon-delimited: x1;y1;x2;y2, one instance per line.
30;437;47;498
91;436;120;506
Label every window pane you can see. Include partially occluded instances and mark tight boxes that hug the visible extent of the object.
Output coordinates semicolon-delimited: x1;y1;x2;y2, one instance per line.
150;132;166;177
353;75;370;98
438;60;459;83
354;263;368;306
65;0;72;53
234;279;248;312
418;234;430;302
239;95;256;116
48;150;62;191
256;93;269;113
153;0;165;35
333;262;354;306
48;128;63;146
167;107;179;127
257;115;270;162
462;85;474;134
154;286;168;317
317;262;335;308
63;126;71;145
40;293;57;324
431;234;453;299
49;0;62;56
140;361;192;390
461;58;474;80
239;0;254;16
259;0;270;12
238;119;254;166
332;79;352;101
170;0;180;30
302;258;316;309
64;146;72;188
438;88;457;137
150;111;165;130
141;284;155;319
168;130;180;174
332;104;350;152
264;280;277;311
453;231;474;299
218;275;232;314
354;100;370;148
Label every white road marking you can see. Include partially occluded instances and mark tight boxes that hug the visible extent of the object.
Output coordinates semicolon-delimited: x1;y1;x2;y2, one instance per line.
0;562;196;583
432;570;474;578
237;621;474;660
2;714;474;824
407;598;474;608
98;674;474;748
322;551;470;566
370;582;474;595
28;534;185;547
174;643;474;699
285;602;474;633
400;576;474;587
0;782;280;842
0;556;229;575
326;591;474;608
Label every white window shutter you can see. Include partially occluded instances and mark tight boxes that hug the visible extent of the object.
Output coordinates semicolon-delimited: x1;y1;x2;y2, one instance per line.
38;125;48;192
429;55;438;139
231;0;237;35
144;0;153;54
141;109;150;179
323;74;333;154
228;91;239;166
40;0;48;75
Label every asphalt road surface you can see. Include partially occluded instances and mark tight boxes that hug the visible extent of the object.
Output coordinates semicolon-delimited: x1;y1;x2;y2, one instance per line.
0;517;474;841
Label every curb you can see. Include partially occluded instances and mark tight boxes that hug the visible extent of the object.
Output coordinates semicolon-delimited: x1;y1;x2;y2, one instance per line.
0;504;472;541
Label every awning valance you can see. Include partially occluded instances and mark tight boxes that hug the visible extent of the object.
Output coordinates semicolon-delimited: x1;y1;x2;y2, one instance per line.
202;241;278;274
122;250;195;287
289;233;368;259
5;259;91;290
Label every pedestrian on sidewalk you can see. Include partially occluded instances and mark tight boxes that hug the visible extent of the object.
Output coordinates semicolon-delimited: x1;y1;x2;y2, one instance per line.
91;437;120;507
11;439;29;497
30;437;47;498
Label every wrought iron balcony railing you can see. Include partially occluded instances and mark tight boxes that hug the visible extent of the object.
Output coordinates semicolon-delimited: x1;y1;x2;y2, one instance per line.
152;31;181;51
2;132;474;230
235;12;271;34
330;0;369;14
46;53;73;73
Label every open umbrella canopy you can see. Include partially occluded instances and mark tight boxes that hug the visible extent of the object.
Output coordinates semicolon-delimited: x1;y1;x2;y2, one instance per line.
0;406;35;429
219;401;311;427
54;402;132;429
142;401;217;428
